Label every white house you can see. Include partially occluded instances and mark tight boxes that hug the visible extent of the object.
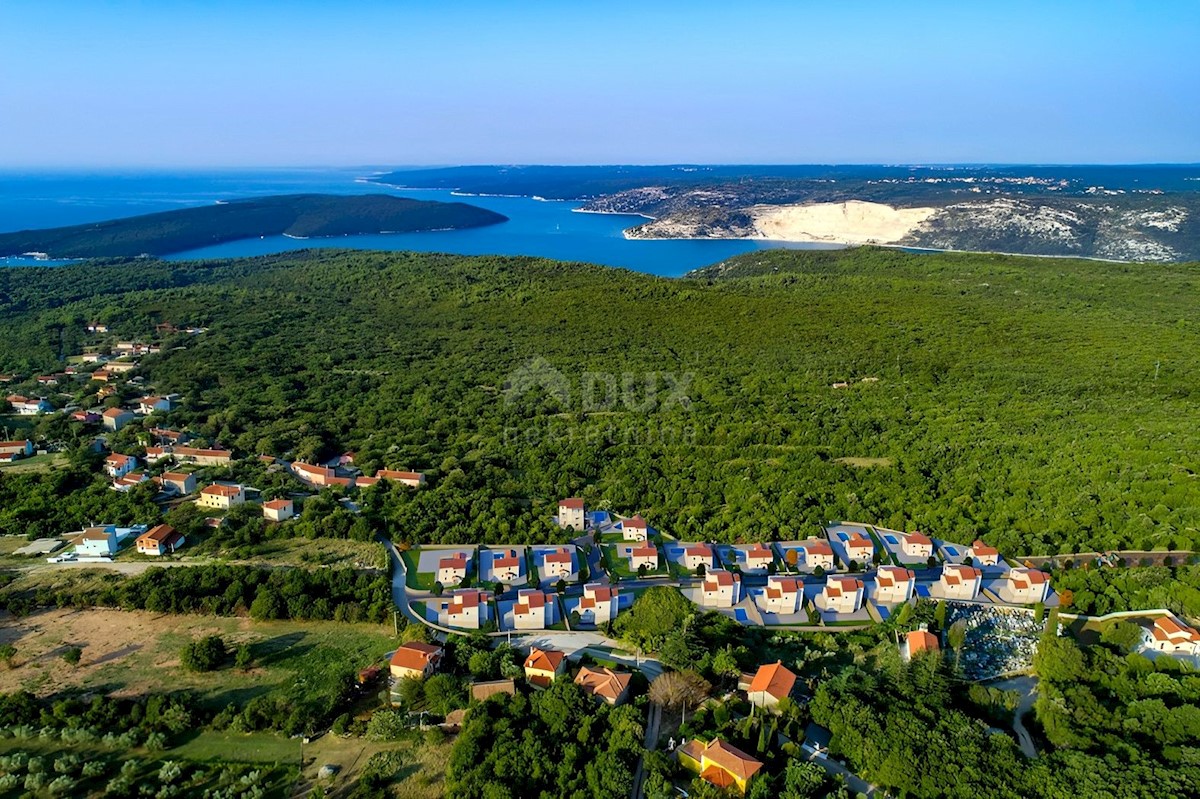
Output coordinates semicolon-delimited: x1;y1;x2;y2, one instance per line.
197;483;246;510
541;547;574;579
743;544;774;572
701;569;741;608
489;549;522;582
760;576;802;614
112;471;149;492
0;440;33;459
447;589;488;629
102;407;135;431
1150;616;1200;656
627;544;659;572
578;582;618;626
939;564;983;600
682;544;713;572
262;498;294;522
557;498;586;531
437;554;469;586
77;526;119;557
136;396;171;415
822;576;864;614
872;566;916;604
104;453;138;479
901;532;934;561
968;539;1000;567
513;589;549;630
844;534;874;564
1005;568;1050;604
799;539;835;570
621;515;649;541
8;395;52;415
136;524;185;556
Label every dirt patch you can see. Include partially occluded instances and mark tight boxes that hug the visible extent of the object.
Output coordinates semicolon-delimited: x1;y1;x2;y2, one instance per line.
834;456;893;468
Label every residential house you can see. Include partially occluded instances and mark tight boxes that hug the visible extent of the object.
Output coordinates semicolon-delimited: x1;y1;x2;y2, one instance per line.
152;445;233;466
873;566;916;604
682;543;713;572
489;549;522;582
0;440;33;459
70;410;101;424
513;589;549;630
627;544;659;572
939;564;983;600
102;407;135;431
136;524;185;556
136;396;171;415
8;395;53;415
389;641;443;680
35;375;60;387
197;483;246;510
437;554;469;587
902;628;941;661
799;539;835;570
105;361;137;374
822;576;864;614
112;472;149;492
104;453;138;479
262;498;295;522
844;534;874;564
574;665;632;706
292;462;352;488
77;526;119;557
90;369;115;382
760;576;802;614
1150;616;1200;656
149;427;191;444
1006;568;1050;604
578;582;618;626
155;471;197;496
86;322;109;333
968;539;1000;567
523;647;566;688
901;532;934;561
541;547;574;579
374;469;425;487
701;569;741;608
742;544;774;572
677;738;763;795
557;497;585;531
447;589;489;629
746;661;797;710
621;515;649;541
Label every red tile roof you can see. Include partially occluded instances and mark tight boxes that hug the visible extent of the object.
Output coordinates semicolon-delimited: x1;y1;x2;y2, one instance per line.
624;515;648;529
263;499;292;511
574;666;631;702
201;483;242;498
970;539;999;556
559;497;584;510
524;647;565;672
390;641;442;672
693;739;763;782
907;630;940;655
801;539;833;556
747;661;796;701
904;532;933;546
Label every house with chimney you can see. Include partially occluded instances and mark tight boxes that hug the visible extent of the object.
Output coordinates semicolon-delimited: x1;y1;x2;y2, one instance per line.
701;569;741;608
523;647;566;688
104;453;138;479
1004;568;1050;604
844;533;875;564
437;553;469;586
262;498;294;522
621;515;649;541
197;483;246;510
740;544;774;572
577;582;618;626
799;539;835;571
821;576;864;614
759;576;802;614
938;564;983;600
389;641;443;681
968;539;1000;567
487;548;522;582
872;566;916;605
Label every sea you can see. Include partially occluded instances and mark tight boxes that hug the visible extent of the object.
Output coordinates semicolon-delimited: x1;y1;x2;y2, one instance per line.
0;168;836;277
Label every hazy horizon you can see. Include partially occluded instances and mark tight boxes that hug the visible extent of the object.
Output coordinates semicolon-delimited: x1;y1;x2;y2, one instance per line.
3;1;1197;168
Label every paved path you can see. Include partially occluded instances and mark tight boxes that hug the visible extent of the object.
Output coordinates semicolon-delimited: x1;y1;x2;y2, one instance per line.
989;675;1039;758
799;744;878;797
630;702;662;799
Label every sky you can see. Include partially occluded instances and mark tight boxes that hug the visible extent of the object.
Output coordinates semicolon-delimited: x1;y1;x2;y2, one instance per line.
1;0;1197;167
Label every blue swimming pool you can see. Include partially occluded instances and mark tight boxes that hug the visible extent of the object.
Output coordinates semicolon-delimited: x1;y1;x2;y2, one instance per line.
666;546;684;557
884;535;899;545
734;609;750;623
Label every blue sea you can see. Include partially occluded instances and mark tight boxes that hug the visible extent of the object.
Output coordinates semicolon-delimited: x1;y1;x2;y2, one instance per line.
0;168;835;277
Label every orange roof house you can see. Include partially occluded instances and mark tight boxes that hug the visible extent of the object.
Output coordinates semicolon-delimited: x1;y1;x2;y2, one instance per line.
389;641;444;680
677;738;763;795
574;665;632;706
523;647;567;688
135;524;185;556
904;629;940;661
747;661;797;709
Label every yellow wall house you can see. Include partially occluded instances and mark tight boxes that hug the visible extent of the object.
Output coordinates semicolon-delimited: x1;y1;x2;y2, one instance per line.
677;738;763;795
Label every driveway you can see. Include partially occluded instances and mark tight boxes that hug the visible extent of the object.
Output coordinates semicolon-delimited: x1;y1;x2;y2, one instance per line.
989;675;1039;758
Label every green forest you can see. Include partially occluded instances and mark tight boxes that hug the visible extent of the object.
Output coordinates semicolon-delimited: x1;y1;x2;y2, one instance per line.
1;246;1198;556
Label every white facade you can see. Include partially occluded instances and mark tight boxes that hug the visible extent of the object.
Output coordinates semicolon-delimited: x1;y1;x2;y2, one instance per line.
822;576;864;614
701;569;740;608
872;566;915;604
761;576;802;614
939;565;983;600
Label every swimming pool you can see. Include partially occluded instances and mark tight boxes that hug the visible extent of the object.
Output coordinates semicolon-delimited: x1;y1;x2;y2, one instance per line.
734;609;750;623
884;535;899;545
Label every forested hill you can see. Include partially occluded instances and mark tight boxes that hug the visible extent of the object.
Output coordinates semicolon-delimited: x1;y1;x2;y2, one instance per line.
0;194;507;258
1;247;1198;556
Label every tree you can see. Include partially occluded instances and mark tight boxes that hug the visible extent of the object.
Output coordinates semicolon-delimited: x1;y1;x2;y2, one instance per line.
933;600;947;631
1100;621;1142;651
649;670;711;725
432;581;444;597
694;564;706;578
0;644;16;668
712;647;741;681
613;586;695;652
556;578;566;595
234;643;254;670
180;635;227;672
947;619;968;670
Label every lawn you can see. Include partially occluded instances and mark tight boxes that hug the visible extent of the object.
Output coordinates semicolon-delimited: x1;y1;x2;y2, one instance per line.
401;548;435;590
601;543;666;580
0;452;68;474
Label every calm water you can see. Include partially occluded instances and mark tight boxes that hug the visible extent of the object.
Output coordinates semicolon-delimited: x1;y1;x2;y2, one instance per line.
0;168;836;276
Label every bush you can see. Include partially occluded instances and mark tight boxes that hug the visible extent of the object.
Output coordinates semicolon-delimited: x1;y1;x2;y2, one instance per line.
180;636;227;672
62;647;82;666
365;710;408;741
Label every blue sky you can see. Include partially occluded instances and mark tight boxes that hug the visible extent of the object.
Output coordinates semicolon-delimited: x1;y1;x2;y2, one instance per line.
1;1;1196;166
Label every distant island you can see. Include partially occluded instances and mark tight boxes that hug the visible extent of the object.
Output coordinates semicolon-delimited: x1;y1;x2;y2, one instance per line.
0;193;508;258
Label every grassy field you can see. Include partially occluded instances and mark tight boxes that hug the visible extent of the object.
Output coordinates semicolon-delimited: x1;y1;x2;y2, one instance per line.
401;548;435;590
601;543;667;579
0;451;67;474
0;607;397;706
229;538;388;570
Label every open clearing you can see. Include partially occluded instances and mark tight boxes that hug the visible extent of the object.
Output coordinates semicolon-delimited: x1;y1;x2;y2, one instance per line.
834;456;894;468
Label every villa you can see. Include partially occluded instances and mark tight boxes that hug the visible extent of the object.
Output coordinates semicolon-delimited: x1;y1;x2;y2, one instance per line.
541;547;574;579
628;544;659;572
799;539;835;570
262;498;295;522
1005;568;1050;604
76;526;119;557
557;497;586;531
197;483;246;510
523;647;566;688
292;462;352;488
822;575;864;614
7;395;52;415
969;539;1000;566
437;554;469;586
113;472;149;491
901;532;934;561
1150;616;1200;656
135;524;185;556
873;566;916;604
389;641;443;681
104;453;138;479
939;564;983;600
742;544;774;572
844;534;874;564
701;569;741;608
746;661;797;710
760;576;802;614
513;589;550;630
574;665;632;706
447;589;489;629
622;515;649;541
489;549;522;582
578;582;618;626
682;543;713;572
677;738;763;795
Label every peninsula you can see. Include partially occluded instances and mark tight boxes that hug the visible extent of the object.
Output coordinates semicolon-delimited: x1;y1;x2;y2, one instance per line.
0;193;508;258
